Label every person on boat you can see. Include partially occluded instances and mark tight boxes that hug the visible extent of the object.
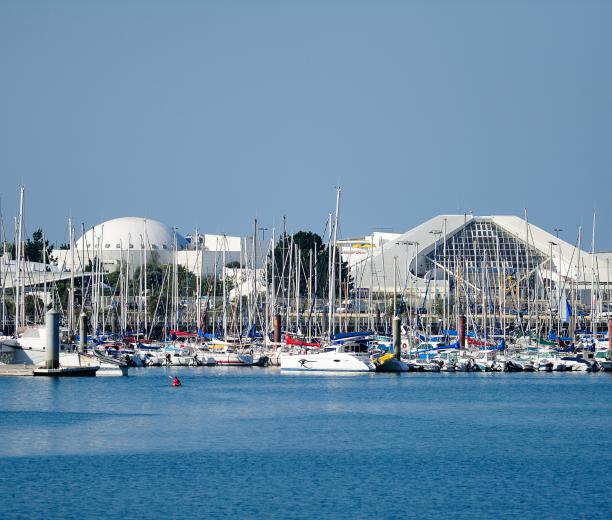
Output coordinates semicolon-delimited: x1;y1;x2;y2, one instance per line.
172;376;182;387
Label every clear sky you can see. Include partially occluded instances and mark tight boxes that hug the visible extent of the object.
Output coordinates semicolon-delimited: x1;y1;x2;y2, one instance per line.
1;0;610;249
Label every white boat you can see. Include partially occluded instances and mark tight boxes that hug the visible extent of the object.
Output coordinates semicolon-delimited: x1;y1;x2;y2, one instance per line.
162;345;201;366
505;357;536;371
202;340;253;366
207;350;253;366
60;351;128;376
532;350;567;371
0;326;128;376
594;349;612;371
280;341;375;372
559;355;592;372
0;325;74;365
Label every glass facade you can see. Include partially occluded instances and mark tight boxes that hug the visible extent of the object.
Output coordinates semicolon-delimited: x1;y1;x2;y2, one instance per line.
424;219;548;298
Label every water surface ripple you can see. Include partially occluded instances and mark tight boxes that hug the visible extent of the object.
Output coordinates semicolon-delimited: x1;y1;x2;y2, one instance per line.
1;368;610;519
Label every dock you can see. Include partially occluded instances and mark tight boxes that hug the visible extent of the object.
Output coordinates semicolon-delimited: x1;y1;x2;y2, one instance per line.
0;365;35;377
0;365;98;377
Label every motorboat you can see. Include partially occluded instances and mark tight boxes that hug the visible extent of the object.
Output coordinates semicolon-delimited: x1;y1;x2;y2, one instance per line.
280;340;375;372
372;352;409;372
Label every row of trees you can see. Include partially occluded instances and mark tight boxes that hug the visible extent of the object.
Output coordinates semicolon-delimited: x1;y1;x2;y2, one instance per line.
1;228;53;265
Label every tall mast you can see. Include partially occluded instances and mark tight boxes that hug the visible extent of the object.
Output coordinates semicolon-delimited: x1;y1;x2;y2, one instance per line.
328;187;341;338
253;218;257;333
591;211;596;333
173;231;178;330
222;235;227;338
69;218;75;334
1;199;6;332
524;209;531;333
308;248;313;340
369;234;374;331
15;186;24;331
42;230;47;313
143;220;148;338
240;237;245;333
195;228;201;336
81;222;86;316
326;213;333;338
137;237;143;333
294;243;302;332
270;228;276;342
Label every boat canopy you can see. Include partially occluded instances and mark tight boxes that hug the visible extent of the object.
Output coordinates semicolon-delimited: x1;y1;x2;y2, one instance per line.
331;331;373;341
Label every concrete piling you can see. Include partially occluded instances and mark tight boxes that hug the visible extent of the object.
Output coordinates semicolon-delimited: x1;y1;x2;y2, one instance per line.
393;316;401;360
458;315;466;349
45;309;60;369
79;313;87;353
274;314;282;344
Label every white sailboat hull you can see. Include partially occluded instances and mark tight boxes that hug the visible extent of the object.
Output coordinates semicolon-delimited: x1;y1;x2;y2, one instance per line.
60;353;128;376
211;352;253;366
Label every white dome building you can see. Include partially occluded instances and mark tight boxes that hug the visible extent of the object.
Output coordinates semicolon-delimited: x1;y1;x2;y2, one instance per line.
52;217;189;273
76;217;187;253
53;216;247;276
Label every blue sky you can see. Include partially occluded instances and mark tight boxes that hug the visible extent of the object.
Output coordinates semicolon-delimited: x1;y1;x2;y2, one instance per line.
1;0;611;249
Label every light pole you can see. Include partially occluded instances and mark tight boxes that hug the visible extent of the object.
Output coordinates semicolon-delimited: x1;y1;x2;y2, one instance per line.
258;227;268;242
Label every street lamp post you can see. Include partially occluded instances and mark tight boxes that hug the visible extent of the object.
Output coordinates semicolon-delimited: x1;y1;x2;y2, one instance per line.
258;227;268;242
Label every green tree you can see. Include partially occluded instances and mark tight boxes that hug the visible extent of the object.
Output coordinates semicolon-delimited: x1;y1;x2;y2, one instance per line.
268;231;351;299
1;228;52;265
24;229;53;264
25;295;44;324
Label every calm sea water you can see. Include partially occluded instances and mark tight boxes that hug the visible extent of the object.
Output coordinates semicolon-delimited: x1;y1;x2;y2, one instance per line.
0;368;610;519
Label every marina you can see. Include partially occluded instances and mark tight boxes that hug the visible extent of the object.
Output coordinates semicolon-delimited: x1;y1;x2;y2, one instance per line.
1;186;612;378
1;2;611;518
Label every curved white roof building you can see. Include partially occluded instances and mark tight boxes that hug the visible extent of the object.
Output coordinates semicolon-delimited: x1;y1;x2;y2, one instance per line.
76;217;187;252
53;216;246;276
352;214;611;293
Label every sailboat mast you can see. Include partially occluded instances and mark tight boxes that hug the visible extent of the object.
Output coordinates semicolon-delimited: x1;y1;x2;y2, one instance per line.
524;209;531;333
253;218;257;334
327;213;333;338
69;218;75;334
42;230;47;313
591;211;596;333
369;234;374;331
195;228;201;336
143;220;148;338
271;227;276;317
329;187;341;337
81;222;85;317
222;236;227;339
15;186;24;331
